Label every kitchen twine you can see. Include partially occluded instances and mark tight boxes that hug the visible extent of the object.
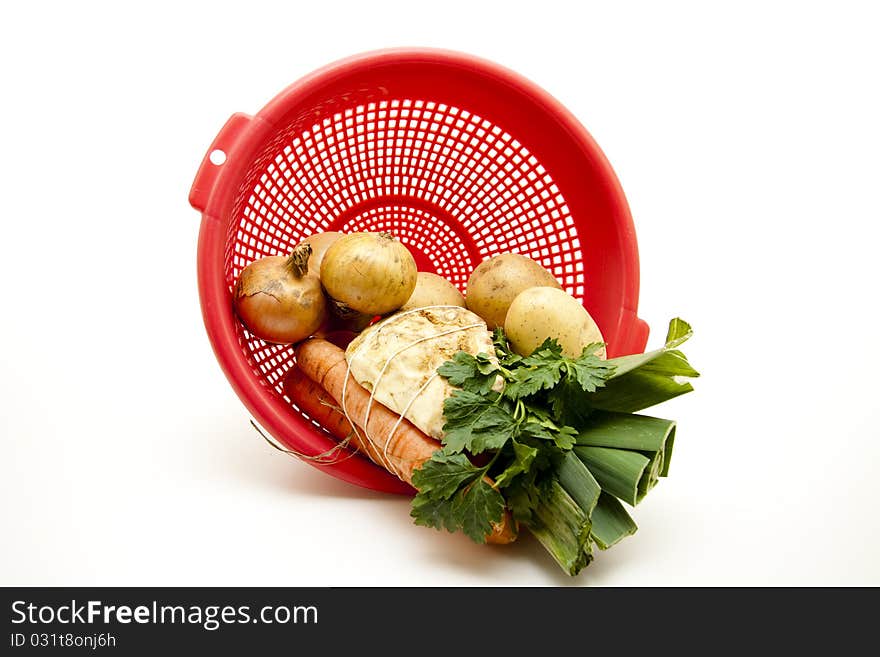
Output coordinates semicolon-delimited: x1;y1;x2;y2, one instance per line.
260;305;484;481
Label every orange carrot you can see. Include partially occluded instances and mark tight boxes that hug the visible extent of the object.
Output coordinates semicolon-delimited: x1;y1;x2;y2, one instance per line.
283;365;353;441
283;365;391;469
294;338;517;544
294;338;439;483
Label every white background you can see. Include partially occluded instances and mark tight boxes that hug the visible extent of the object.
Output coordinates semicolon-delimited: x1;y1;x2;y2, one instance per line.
2;1;878;586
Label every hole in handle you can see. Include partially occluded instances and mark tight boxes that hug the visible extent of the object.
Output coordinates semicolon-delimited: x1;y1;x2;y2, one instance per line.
189;113;253;213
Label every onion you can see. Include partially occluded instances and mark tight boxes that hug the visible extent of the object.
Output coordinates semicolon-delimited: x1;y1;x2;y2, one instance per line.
233;243;327;344
320;231;417;316
298;231;342;276
313;307;374;338
299;231;373;332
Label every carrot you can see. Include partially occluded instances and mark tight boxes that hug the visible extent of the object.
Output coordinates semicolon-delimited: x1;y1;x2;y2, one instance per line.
283;365;352;441
294;338;440;483
294;338;517;544
282;365;393;470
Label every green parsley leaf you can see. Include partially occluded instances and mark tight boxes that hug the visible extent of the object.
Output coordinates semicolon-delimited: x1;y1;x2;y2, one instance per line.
493;440;538;488
410;452;505;544
441;390;489;452
474;353;500;375
437;351;499;394
410;492;457;532
501;339;567;399
493;326;522;367
547;378;593;427
554;425;579;451
520;420;555;442
443;389;494;421
570;348;615;392
410;451;482;500
436;351;480;386
451;479;506;543
441;390;517;454
502;339;613;402
441;425;473;454
505;362;564;399
521;401;556;426
522;338;565;363
441;389;491;446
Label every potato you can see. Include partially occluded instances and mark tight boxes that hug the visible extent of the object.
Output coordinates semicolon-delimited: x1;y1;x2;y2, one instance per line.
465;253;561;329
504;286;606;359
400;272;466;311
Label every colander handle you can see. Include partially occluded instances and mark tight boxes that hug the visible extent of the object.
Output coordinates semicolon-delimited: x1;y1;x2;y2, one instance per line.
189;112;253;213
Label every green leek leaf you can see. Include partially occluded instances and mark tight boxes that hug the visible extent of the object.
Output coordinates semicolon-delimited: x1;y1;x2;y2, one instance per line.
576;412;676;477
591;493;638;549
527;480;593;576
574;445;654;506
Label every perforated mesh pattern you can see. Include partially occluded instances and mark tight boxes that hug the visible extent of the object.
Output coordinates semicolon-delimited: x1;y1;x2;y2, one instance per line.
226;98;583;400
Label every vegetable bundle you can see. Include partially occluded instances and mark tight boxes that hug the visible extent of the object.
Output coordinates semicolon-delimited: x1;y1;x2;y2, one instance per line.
234;230;698;575
412;317;696;574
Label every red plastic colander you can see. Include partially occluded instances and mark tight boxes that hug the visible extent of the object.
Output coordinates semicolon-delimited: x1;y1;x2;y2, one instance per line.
190;48;649;495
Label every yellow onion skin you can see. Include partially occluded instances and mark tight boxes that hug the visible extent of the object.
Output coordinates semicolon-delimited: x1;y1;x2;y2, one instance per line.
233;245;327;344
299;231;342;277
320;232;417;315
